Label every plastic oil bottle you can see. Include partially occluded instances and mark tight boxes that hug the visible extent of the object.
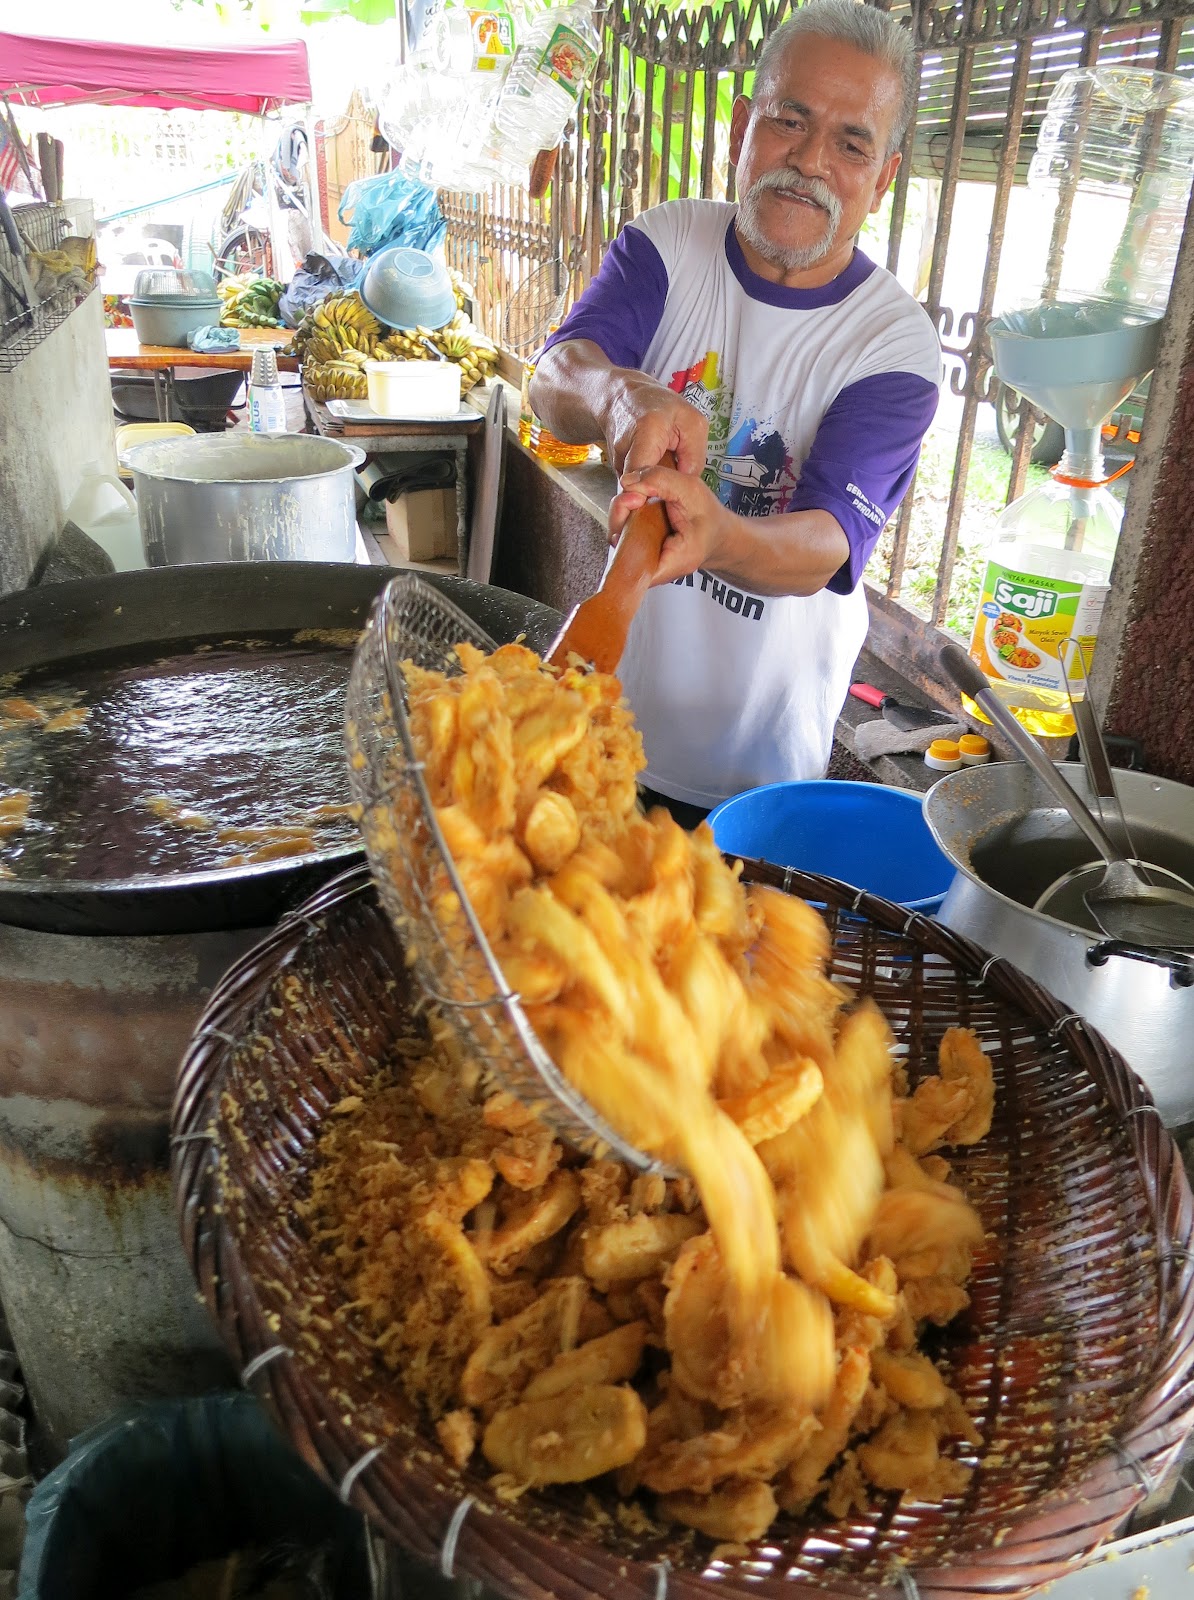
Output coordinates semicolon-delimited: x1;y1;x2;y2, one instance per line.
964;441;1122;738
519;342;590;466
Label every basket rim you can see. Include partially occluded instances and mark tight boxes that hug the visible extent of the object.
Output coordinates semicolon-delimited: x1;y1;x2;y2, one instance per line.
171;858;1194;1600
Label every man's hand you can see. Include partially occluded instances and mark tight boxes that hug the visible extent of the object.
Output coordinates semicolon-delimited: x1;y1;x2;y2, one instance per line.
610;463;737;586
528;339;708;479
610;464;852;599
605;374;709;479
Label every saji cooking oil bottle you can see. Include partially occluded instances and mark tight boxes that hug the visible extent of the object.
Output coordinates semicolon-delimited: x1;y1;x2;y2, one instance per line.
964;442;1122;739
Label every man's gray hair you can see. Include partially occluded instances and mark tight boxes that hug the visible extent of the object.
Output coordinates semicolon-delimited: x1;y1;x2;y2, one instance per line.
755;0;918;157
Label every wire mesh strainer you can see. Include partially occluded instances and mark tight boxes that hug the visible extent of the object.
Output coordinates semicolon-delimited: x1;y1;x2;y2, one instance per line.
344;573;664;1172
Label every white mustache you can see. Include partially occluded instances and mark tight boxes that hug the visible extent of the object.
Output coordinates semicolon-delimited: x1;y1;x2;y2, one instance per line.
746;170;842;227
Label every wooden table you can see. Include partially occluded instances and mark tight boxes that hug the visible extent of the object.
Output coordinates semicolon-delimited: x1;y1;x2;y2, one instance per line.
106;327;299;421
305;390;486;576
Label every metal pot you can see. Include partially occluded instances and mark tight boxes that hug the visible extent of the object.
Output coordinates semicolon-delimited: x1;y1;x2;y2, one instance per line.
924;761;1194;1126
127;432;367;566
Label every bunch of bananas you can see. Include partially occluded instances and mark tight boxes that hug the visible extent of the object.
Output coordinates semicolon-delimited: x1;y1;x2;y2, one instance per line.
303;293;383;366
448;265;472;314
296;285;498;402
219;274;285;328
305;345;372;402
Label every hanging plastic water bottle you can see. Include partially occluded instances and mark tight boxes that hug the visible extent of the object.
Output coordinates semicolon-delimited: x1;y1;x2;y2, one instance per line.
425;4;516;78
1028;67;1194;312
485;0;600;179
383;5;519;189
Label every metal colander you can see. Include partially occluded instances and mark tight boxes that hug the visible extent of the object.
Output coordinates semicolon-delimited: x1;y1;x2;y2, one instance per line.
344;573;662;1171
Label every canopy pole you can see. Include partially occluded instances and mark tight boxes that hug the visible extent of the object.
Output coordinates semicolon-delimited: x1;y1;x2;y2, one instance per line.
304;106;328;257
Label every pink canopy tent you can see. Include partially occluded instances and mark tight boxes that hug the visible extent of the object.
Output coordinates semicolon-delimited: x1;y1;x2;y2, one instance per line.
0;31;313;114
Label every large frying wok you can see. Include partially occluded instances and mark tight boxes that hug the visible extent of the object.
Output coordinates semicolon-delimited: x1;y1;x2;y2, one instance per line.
0;565;561;937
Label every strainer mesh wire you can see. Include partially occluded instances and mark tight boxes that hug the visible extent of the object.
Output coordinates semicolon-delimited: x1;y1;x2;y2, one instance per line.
343;574;660;1172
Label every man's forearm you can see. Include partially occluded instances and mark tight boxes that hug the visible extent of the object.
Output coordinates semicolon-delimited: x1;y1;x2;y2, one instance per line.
708;507;851;598
528;340;624;444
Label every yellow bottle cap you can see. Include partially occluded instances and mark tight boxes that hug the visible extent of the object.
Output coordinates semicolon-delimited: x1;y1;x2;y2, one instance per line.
959;734;990;756
928;740;960;760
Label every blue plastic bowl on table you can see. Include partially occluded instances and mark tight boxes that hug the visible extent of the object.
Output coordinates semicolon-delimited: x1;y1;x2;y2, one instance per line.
707;779;954;914
359;246;456;331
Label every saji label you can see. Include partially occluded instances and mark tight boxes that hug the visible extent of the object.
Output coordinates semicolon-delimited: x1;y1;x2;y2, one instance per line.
968;559;1109;693
538;24;596;98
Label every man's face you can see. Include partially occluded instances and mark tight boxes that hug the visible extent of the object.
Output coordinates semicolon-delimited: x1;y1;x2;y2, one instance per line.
730;33;904;275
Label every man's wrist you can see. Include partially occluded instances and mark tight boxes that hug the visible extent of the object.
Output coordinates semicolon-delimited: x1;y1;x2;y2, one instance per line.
711;503;751;574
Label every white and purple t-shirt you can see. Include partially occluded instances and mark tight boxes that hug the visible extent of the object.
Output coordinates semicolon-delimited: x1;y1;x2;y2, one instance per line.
542;198;941;807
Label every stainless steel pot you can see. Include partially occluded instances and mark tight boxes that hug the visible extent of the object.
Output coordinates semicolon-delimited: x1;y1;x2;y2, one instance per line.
924;761;1194;1126
127;433;367;565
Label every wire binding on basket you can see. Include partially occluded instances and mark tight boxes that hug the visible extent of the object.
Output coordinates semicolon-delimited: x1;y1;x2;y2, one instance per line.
343;574;670;1176
196;1025;240;1049
340;1443;387;1505
1123;1103;1165;1123
170;1130;214;1148
1049;1013;1084;1036
979;955;1002;982
1109;1438;1155;1494
440;1494;476;1578
241;1345;291;1385
888;1567;920;1600
653;1558;670;1600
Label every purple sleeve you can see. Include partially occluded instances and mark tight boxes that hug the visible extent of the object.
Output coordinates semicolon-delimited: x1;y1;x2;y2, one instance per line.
789;370;939;595
539;224;669;369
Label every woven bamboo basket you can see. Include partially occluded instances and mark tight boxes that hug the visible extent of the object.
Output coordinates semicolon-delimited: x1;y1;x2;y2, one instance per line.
172;860;1194;1600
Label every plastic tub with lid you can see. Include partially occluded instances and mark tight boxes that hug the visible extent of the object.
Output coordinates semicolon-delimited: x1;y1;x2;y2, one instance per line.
129;267;221;348
364;359;462;418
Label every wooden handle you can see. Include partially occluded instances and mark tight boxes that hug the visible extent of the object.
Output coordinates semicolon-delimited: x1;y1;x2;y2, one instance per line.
547;452;676;674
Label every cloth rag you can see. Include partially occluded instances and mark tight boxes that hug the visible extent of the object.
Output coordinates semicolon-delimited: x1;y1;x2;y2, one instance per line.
358;451;457;504
186;325;240;353
852;716;966;762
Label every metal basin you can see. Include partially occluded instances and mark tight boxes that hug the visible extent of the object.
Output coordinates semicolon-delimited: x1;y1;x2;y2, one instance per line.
924;762;1194;1125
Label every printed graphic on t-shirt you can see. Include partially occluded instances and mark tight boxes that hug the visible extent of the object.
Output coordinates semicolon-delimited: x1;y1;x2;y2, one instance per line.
669;348;797;518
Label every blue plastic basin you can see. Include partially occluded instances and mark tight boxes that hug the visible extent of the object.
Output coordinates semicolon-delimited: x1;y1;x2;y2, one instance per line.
707;779;954;913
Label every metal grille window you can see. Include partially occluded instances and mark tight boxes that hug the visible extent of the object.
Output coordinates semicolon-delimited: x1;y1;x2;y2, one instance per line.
441;0;1194;662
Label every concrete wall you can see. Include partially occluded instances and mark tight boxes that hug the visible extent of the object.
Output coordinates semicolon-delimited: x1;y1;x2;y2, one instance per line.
0;292;117;597
1091;180;1194;784
494;439;609;610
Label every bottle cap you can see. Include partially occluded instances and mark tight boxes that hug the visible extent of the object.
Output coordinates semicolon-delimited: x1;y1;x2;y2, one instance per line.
958;734;991;765
924;739;962;772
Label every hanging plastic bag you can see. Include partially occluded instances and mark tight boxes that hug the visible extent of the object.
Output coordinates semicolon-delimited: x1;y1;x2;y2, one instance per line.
277;251;364;328
338;170;446;258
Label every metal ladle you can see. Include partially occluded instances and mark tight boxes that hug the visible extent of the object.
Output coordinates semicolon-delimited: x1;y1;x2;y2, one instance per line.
940;642;1194;950
1033;641;1194;924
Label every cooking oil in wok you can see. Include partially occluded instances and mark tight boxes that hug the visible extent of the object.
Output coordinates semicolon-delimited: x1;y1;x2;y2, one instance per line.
0;632;360;884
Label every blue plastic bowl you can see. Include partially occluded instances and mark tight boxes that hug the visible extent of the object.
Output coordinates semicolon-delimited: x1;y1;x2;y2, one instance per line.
359;246;456;331
707;779;954;913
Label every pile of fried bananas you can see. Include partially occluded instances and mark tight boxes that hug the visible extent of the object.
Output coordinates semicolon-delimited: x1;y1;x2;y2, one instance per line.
318;641;995;1543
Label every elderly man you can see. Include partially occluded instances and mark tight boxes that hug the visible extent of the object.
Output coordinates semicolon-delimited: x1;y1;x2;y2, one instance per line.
530;0;940;821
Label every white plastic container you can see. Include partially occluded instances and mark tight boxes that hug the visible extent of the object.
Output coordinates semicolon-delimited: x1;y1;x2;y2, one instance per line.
64;461;146;571
364;360;462;419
